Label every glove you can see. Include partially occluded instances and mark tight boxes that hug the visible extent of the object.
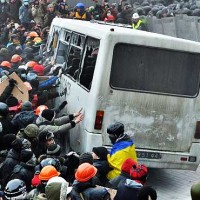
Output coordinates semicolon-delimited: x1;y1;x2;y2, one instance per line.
59;100;67;110
9;79;17;86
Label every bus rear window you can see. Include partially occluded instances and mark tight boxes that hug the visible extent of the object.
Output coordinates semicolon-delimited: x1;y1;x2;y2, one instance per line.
110;43;200;97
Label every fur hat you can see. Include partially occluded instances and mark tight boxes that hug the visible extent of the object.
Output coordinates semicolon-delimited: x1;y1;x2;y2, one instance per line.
92;147;108;161
24;124;39;138
21;101;32;111
47;144;61;156
79;152;93;165
41;109;55;122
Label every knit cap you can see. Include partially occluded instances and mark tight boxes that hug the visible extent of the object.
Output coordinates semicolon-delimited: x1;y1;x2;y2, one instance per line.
41;109;55;122
47;144;61;156
24;124;39;138
92;147;108;161
21;101;32;111
79;152;93;165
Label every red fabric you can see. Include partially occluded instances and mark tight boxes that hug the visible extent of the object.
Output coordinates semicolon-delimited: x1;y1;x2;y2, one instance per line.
33;64;45;76
32;174;41;187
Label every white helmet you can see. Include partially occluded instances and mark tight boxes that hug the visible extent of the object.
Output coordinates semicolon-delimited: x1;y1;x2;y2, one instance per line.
132;13;140;19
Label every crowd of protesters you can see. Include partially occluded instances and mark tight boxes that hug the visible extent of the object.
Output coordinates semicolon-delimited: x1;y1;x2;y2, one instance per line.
0;0;199;199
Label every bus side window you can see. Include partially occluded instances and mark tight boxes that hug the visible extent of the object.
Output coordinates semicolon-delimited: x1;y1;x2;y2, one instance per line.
79;37;100;90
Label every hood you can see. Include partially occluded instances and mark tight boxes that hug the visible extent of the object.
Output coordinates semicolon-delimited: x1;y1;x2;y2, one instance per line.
72;180;95;193
7;149;20;160
45;182;68;200
124;179;143;189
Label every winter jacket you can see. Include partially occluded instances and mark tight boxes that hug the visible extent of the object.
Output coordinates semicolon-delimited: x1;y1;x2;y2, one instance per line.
10;162;35;191
114;179;143;200
12;111;37;131
19;5;32;24
39;76;58;90
31;6;45;25
93;160;110;186
71;180;110;200
0;2;9;25
36;114;75;137
0;149;21;188
107;134;138;180
0;117;17;150
108;171;131;189
43;11;56;27
7;0;21;22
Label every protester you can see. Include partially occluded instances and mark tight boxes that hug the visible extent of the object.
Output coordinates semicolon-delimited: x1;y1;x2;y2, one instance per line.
106;122;138;180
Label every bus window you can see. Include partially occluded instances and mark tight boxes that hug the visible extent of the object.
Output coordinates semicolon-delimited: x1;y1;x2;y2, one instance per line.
65;33;85;79
79;37;100;90
55;30;71;65
110;43;200;97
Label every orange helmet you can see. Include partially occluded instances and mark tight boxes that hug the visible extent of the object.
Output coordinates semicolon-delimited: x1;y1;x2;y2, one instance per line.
28;31;39;37
24;82;32;91
35;105;48;116
26;61;37;68
1;61;11;68
33;37;42;43
75;163;97;182
11;54;22;63
39;166;60;181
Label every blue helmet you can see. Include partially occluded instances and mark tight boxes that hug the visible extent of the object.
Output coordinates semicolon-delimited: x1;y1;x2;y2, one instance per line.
76;2;85;9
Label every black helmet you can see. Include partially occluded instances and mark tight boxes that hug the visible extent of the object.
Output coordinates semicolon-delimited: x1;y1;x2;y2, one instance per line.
4;179;27;199
40;158;61;172
0;102;9;117
107;122;124;136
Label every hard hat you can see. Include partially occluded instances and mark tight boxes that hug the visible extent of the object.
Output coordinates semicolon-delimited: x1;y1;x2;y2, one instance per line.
4;179;27;200
24;81;32;91
39;158;61;172
33;37;42;43
35;105;48;116
75;163;97;182
39;165;60;181
1;61;11;68
28;31;39;37
26;61;37;68
132;13;140;19
11;54;22;63
76;2;85;9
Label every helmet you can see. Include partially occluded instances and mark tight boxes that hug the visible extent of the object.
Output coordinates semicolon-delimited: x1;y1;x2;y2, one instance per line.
39;165;60;181
35;105;48;116
107;122;124;136
130;164;148;184
4;179;27;200
76;2;85;9
1;61;11;68
26;61;37;68
75;163;97;182
132;13;140;19
11;54;22;63
39;158;61;172
33;37;42;44
0;102;9;117
28;31;38;37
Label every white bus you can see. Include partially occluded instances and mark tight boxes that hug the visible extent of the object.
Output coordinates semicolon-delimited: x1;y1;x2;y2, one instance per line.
47;18;200;170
